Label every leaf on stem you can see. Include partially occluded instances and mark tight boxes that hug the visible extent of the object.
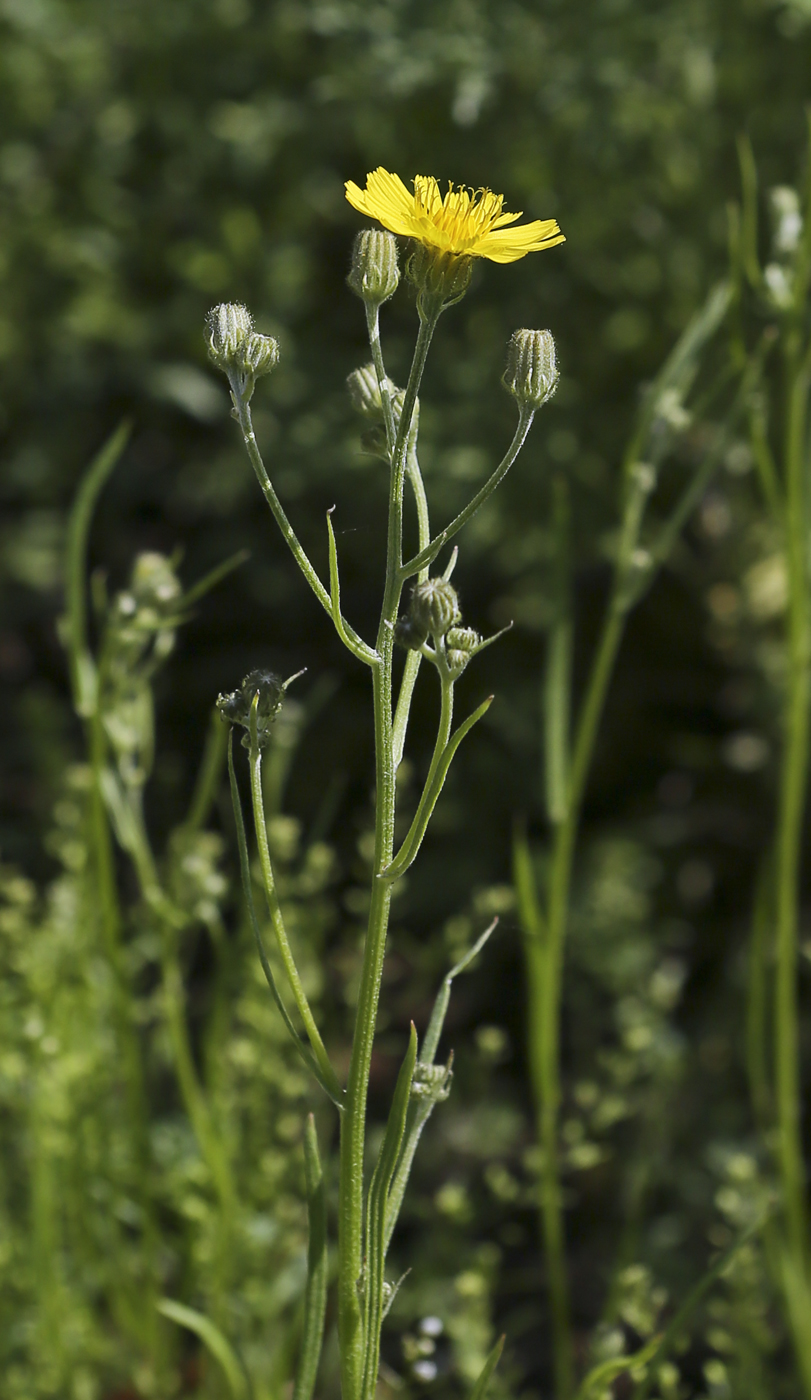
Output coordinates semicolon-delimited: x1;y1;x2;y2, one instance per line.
227;734;343;1109
326;508;378;665
362;1025;419;1400
157;1299;250;1400
384;919;498;1253
381;695;494;882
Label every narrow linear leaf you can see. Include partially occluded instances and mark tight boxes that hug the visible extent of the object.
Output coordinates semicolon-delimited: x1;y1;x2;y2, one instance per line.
326;508;377;665
362;1025;418;1400
470;1334;505;1400
65;420;131;716
293;1114;328;1400
385;919;498;1254
158;1299;249;1400
382;696;493;882
227;735;343;1109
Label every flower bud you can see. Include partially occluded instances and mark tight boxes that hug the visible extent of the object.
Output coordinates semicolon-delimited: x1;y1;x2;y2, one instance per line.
503;328;558;410
347;363;395;419
408;578;461;639
445;626;480;653
206;303;280;402
407;245;472;320
206;303;254;370
242;330;279;379
217;668;300;749
394;616;428;651
347;229;400;306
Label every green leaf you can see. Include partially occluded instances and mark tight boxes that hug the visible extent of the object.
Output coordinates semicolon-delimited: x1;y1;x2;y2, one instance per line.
382;694;494;882
361;1024;418;1400
470;1334;505;1400
384;918;498;1255
64;420;131;717
158;1298;249;1400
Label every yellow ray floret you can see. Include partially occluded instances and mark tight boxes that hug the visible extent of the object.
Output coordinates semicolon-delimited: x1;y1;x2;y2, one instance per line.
345;168;564;264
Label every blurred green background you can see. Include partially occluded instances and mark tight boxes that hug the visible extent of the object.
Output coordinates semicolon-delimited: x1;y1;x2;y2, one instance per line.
2;0;811;1395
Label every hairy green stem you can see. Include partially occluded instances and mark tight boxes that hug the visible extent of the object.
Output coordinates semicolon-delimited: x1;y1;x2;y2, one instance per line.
337;307;439;1400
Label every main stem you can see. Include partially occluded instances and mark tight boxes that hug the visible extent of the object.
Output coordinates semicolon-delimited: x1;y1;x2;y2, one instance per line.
337;309;439;1400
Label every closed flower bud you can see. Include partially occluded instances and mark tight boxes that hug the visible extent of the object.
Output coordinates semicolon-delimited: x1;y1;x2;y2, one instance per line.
445;626;480;653
206;303;254;369
407;245;473;320
347;229;400;306
503;328;558;410
347;363;395;419
408;578;461;639
242;329;279;379
217;668;300;749
446;648;470;676
206;304;280;403
394;616;428;651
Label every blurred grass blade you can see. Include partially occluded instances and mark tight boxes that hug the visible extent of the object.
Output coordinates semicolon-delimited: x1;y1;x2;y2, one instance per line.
544;475;571;825
64;420;131;717
575;1333;660;1400
470;1334;505;1400
513;826;545;942
227;733;343;1109
292;1114;328;1400
631;1212;770;1399
737;132;762;290
362;1024;418;1400
157;1299;249;1400
179;547;249;608
182;706;228;832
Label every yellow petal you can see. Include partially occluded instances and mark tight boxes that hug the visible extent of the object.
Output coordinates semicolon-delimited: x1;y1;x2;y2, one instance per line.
474;220;565;263
345;168;418;237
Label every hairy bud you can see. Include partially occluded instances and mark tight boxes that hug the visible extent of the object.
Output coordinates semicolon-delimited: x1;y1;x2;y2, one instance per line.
503;328;558;410
445;625;481;678
407;245;473;320
206;303;279;403
347;363;395;419
206;303;253;367
217;668;302;749
394;616;428;651
347;230;400;306
408;578;461;639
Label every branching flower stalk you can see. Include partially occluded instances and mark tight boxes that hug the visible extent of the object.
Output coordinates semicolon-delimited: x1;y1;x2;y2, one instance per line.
209;168;564;1400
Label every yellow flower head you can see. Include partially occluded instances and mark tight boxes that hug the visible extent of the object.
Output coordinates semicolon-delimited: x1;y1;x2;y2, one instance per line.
345;167;564;264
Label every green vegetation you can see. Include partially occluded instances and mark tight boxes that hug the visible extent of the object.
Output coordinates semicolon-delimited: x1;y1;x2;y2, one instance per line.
3;1;811;1398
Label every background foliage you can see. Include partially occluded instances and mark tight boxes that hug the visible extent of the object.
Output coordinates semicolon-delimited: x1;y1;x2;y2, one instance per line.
3;0;811;1396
